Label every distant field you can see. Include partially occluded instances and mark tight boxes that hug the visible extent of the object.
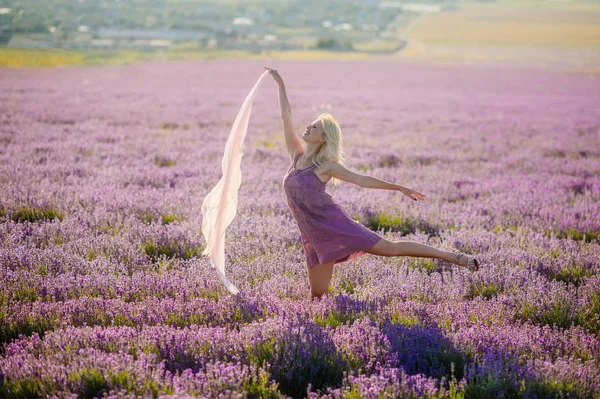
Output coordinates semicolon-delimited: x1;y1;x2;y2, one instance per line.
398;0;600;72
407;0;600;49
2;0;599;72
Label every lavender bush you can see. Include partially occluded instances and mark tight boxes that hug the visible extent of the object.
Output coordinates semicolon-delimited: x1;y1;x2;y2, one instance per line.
1;59;599;398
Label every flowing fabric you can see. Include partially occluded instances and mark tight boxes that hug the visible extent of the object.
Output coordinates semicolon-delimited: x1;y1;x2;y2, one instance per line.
201;70;270;295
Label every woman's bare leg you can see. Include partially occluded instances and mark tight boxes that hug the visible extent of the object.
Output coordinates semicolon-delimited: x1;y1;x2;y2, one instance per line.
307;261;335;300
366;238;469;267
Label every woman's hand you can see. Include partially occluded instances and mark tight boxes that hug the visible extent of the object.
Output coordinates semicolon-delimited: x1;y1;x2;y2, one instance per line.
400;186;426;202
264;66;283;85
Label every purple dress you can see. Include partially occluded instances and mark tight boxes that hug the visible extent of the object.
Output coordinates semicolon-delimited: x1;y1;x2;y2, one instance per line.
282;153;383;270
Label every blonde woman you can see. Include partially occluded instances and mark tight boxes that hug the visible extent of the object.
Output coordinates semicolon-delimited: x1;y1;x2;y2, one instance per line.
265;67;479;300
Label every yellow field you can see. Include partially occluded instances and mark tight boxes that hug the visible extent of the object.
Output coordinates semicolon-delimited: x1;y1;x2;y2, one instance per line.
0;46;371;68
0;48;86;68
406;0;600;49
394;0;600;74
0;47;149;68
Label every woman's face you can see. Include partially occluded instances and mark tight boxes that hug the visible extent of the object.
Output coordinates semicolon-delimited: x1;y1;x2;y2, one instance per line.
302;119;325;144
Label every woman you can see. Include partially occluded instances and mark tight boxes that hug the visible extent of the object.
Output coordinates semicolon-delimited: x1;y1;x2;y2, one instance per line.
264;66;479;301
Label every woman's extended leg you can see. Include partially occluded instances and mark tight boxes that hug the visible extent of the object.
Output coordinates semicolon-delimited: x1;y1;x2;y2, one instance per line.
307;261;335;300
366;238;469;267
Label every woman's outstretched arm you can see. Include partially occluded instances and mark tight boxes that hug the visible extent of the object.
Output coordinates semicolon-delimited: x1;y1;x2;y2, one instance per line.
326;161;426;201
264;67;303;161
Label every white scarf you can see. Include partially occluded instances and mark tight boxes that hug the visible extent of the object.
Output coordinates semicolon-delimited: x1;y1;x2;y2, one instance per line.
201;70;270;295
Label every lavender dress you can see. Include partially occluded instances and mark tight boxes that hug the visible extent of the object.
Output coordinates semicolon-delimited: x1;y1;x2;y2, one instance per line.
282;153;383;270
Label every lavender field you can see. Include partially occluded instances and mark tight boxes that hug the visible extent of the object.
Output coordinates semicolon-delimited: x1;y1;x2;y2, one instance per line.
1;58;599;398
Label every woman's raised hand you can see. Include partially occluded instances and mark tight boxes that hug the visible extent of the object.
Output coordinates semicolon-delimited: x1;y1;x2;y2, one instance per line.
264;66;283;85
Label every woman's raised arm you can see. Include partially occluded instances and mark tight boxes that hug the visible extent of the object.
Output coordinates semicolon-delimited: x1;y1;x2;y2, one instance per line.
265;67;303;161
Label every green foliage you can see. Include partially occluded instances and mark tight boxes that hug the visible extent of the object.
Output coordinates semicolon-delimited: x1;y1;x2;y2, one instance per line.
154;155;176;167
140;211;154;224
108;371;136;392
448;378;466;399
246;336;276;369
316;38;336;48
2;367;174;398
68;368;109;399
517;300;575;330
66;368;166;398
538;301;575;329
379;154;402;168
9;205;64;223
410;258;441;275
524;379;586;399
112;314;136;327
3;0;398;40
0;317;53;356
465;283;501;300
579;290;600;337
549;264;592;287
367;212;439;236
158;122;190;130
336;279;355;295
161;214;180;224
92;218;126;235
313;311;361;329
138;211;184;225
547;248;562;259
11;285;38;302
558;228;599;243
0;377;52;399
344;385;366;399
256;139;277;149
315;38;353;51
87;250;99;261
389;312;420;327
241;368;283;399
434;350;465;382
165;313;206;327
142;378;161;397
477;284;500;300
143;240;203;263
142;343;162;357
245;327;345;399
464;374;520;399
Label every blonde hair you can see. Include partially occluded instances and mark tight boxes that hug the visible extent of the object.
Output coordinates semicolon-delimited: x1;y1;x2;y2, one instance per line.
307;113;345;187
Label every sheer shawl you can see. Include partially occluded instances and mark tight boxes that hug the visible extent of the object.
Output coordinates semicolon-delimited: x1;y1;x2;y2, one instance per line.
201;70;270;295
